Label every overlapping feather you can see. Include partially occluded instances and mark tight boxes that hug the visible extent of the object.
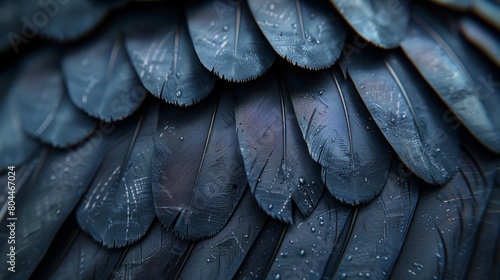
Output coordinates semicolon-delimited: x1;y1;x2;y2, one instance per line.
0;67;40;167
186;0;275;81
401;6;500;153
77;102;159;248
62;20;147;122
13;48;97;147
0;133;112;280
331;158;420;279
151;91;247;240
113;220;190;279
0;1;498;279
234;72;324;221
330;0;410;48
284;66;392;204
248;0;347;69
346;49;461;185
391;149;497;279
123;3;216;105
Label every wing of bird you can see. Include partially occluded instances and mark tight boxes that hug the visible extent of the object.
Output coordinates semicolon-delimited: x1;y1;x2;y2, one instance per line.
0;0;499;279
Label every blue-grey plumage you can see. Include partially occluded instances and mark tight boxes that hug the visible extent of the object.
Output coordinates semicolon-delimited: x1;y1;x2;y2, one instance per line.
0;0;498;279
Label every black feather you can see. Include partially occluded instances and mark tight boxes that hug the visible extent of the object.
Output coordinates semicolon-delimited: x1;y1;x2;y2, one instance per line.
62;20;147;122
460;16;500;67
401;7;500;153
234;72;324;221
265;193;352;280
49;232;124;280
333;157;420;279
235;218;286;279
330;0;410;48
19;0;113;41
112;220;191;280
38;215;125;280
0;68;40;167
176;189;268;279
0;151;43;221
77;102;159;248
123;3;216;105
1;1;499;279
186;0;275;81
0;133;112;279
248;0;346;69
466;179;500;279
13;48;98;147
346;48;461;185
151;91;247;240
472;0;500;30
284;67;392;204
390;150;497;279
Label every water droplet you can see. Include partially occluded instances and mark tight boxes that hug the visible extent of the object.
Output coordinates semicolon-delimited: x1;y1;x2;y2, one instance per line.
180;136;184;141
176;72;181;78
311;227;316;233
360;85;365;89
268;204;273;209
332;137;336;142
275;273;280;280
176;91;182;97
366;126;370;130
436;148;440;152
299;177;305;184
346;255;352;261
223;25;229;31
50;175;56;180
341;273;348;279
300;249;306;256
292;23;297;28
365;273;370;278
413;262;424;270
56;209;61;215
207;258;211;262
